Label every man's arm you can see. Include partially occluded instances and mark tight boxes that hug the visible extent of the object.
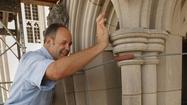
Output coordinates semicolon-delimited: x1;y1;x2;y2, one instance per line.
45;13;109;81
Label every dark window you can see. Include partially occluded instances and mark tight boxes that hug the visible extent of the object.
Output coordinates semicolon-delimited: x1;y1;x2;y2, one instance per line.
26;22;33;43
34;23;40;43
32;4;39;20
24;4;31;20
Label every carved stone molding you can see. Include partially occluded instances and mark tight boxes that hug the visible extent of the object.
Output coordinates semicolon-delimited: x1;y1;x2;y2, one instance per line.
141;30;168;105
110;28;168;105
146;30;168;53
111;28;148;55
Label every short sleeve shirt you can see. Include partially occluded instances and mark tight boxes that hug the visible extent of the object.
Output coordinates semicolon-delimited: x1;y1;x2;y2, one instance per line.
4;47;56;105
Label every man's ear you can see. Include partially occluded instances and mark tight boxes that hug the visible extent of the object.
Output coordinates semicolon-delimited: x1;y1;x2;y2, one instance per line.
45;37;54;47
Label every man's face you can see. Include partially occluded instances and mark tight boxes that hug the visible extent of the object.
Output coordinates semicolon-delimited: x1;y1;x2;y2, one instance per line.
48;27;72;60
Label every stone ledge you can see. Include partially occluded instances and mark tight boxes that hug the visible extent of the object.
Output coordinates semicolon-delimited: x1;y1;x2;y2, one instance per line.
113;43;147;54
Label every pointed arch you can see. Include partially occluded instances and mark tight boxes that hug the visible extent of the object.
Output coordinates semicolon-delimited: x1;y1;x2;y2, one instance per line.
26;21;33;43
34;23;41;43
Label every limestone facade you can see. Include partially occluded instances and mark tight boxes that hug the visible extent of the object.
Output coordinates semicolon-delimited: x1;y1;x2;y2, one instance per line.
49;0;187;105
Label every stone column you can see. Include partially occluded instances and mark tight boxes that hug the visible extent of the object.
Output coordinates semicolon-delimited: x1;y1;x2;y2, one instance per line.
142;30;167;105
157;34;182;105
111;28;147;105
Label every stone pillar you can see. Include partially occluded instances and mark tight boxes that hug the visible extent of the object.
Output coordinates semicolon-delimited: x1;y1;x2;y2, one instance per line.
157;34;182;105
111;28;147;105
142;30;167;105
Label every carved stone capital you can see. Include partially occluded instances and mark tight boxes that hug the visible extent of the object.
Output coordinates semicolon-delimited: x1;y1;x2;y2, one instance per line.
143;29;168;64
111;28;148;55
110;28;168;65
146;29;168;52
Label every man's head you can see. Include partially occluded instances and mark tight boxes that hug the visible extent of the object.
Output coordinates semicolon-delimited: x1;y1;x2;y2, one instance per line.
44;23;72;60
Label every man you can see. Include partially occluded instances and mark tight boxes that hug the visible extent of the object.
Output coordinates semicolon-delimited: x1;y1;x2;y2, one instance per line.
4;13;108;105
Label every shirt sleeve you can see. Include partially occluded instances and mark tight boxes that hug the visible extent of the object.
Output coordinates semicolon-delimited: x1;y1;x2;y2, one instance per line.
23;53;55;89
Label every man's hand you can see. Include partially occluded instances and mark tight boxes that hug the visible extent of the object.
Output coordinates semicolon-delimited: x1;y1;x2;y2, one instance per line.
96;13;109;49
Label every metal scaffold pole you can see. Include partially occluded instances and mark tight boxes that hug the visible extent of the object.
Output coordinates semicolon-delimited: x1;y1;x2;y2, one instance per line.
0;1;26;103
0;3;26;59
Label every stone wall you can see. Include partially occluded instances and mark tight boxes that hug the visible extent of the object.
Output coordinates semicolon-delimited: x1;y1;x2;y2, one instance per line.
49;0;187;105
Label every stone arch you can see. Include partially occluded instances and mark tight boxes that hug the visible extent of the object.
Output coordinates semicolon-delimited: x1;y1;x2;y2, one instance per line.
153;0;187;36
68;0;122;105
51;0;186;105
68;0;119;51
52;1;122;105
107;1;186;105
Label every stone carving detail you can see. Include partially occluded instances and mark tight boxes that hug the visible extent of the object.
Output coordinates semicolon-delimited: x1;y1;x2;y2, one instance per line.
111;28;167;105
47;0;69;26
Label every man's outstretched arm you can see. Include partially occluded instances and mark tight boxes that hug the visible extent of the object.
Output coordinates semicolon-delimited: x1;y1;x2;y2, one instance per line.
45;13;109;80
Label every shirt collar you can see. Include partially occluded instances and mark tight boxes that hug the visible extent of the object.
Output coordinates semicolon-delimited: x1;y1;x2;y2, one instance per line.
40;47;54;60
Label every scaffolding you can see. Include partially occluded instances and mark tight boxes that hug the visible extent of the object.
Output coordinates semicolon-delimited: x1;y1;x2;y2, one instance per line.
0;0;25;58
0;0;26;103
0;0;58;58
